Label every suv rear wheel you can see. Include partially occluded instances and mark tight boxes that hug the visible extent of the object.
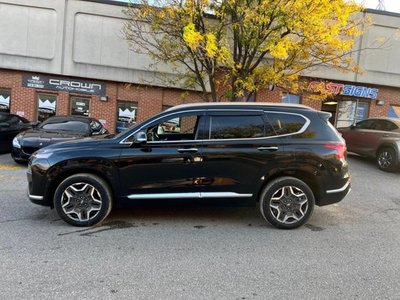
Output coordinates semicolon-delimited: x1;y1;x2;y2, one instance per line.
54;173;113;227
376;147;397;172
259;177;315;229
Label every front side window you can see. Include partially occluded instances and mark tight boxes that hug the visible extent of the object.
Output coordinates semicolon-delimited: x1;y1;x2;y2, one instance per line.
355;119;374;130
0;89;11;113
40;119;90;134
266;113;306;135
146;114;203;141
37;93;57;122
210;115;265;139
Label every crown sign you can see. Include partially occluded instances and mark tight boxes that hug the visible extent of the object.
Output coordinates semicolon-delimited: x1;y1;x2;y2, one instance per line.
32;76;40;80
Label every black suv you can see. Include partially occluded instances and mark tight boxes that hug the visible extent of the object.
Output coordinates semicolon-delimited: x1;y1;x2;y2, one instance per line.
27;103;350;229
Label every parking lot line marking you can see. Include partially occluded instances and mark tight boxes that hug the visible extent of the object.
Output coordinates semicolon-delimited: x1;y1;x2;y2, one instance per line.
0;164;25;171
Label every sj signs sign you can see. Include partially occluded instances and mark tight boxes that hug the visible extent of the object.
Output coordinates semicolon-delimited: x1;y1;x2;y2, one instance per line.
308;81;378;100
22;74;106;96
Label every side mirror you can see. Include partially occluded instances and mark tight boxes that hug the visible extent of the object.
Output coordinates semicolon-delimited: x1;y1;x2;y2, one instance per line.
350;124;356;130
134;131;147;143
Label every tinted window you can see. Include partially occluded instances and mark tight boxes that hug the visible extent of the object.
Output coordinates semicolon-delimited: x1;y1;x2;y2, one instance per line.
373;120;398;131
355;119;374;129
41;120;89;133
210;115;265;139
147;114;202;141
266;113;306;135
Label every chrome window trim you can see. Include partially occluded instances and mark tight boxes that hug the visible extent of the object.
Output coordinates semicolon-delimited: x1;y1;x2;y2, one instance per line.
326;180;351;194
128;192;253;200
120;109;205;145
120;108;310;145
264;111;311;136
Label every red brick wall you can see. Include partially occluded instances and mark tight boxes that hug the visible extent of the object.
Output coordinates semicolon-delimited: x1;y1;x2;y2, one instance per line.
2;68;400;133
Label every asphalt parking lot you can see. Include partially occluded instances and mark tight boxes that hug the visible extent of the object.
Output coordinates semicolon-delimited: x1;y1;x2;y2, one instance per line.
0;153;399;299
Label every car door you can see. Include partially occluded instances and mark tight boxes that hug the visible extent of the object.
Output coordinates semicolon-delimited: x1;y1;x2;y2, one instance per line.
197;110;286;199
342;119;375;154
118;111;207;199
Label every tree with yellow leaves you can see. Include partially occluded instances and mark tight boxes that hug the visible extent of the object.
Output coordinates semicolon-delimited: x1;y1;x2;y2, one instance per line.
124;0;364;101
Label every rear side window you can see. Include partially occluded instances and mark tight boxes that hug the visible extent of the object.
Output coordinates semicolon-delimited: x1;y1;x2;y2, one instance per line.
210;115;266;139
372;120;398;131
266;113;306;135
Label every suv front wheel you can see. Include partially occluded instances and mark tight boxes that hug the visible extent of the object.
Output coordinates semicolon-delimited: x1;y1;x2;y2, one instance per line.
259;177;315;229
54;173;113;227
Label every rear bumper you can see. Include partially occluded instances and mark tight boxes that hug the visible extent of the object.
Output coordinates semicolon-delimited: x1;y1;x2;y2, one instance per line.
318;178;351;206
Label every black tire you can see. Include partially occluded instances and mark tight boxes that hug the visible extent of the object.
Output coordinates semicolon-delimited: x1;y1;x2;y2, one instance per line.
376;147;397;172
54;173;113;227
259;177;315;229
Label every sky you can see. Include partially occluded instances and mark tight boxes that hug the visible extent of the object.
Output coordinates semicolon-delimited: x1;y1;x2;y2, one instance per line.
358;0;400;12
112;0;400;13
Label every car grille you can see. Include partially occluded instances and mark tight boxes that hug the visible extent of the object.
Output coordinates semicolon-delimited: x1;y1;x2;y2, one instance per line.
23;147;39;155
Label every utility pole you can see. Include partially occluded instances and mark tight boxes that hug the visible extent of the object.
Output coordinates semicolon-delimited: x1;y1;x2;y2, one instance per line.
376;0;385;10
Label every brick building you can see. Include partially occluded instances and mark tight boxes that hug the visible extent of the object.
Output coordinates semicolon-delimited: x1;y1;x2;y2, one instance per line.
1;0;400;132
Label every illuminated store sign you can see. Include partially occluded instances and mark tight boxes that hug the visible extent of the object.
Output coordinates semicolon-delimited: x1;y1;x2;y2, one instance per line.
308;81;378;100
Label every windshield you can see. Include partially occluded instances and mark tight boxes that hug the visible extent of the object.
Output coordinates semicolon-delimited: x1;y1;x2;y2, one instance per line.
39;119;90;133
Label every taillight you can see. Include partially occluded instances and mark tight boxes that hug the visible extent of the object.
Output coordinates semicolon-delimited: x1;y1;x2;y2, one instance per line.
324;143;347;160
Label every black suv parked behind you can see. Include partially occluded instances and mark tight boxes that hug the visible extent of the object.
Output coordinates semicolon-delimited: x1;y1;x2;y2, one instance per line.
27;103;350;229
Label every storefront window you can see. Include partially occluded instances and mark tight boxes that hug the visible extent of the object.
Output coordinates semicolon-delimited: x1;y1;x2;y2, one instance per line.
70;97;90;116
388;105;400;118
116;101;137;133
37;93;57;122
282;93;300;104
336;100;369;128
0;89;11;113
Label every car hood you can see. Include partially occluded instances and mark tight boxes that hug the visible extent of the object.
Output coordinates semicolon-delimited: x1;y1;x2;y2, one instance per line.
18;129;87;148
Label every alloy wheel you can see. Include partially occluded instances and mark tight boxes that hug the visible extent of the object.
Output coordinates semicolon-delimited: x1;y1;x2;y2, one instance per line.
269;186;309;225
60;182;103;222
378;151;393;169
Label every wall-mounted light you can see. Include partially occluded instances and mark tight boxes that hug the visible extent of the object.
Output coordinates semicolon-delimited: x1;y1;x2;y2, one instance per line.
324;101;337;105
100;95;108;102
376;100;384;106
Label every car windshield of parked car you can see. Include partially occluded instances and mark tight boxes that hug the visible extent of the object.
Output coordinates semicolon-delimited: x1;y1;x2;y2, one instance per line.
39;120;90;133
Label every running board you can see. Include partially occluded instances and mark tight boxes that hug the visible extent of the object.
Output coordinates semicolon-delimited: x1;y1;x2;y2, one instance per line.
127;192;253;200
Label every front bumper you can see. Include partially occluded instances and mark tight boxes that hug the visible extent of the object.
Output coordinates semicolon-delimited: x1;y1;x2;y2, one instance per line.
27;159;52;207
11;147;31;163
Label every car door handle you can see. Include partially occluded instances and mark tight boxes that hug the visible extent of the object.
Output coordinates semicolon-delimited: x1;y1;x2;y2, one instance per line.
177;148;198;153
257;147;279;152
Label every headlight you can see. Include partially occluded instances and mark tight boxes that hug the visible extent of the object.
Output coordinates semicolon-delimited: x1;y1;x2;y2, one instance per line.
12;137;21;149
